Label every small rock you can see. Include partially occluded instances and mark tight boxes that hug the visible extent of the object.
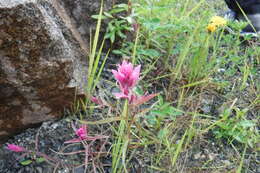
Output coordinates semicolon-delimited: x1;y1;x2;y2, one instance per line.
217;68;225;73
51;123;59;130
194;152;201;160
222;160;231;165
208;153;217;161
74;166;84;173
58;167;70;173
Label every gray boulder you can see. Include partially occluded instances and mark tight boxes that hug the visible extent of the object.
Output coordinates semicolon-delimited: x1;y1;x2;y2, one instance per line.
0;0;90;142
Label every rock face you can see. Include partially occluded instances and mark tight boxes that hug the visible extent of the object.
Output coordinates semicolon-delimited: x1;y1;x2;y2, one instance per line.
59;0;126;45
0;0;96;143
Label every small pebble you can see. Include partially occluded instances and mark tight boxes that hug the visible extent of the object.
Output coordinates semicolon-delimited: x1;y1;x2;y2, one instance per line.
194;152;201;160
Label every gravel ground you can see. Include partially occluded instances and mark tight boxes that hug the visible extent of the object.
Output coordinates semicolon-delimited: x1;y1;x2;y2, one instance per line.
0;49;259;173
0;117;114;173
1;116;259;173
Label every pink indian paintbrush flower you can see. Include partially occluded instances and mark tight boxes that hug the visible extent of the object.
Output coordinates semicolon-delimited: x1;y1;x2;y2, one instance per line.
112;61;158;105
7;144;25;152
65;124;107;144
76;125;87;140
112;60;141;99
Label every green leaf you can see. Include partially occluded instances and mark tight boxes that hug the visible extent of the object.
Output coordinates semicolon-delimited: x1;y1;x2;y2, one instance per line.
143;18;161;30
117;30;126;38
108;22;116;31
105;32;112;39
133;86;144;96
125;16;133;24
113;3;128;10
158;95;164;105
139;49;161;58
112;50;123;55
20;160;33;166
110;31;115;43
36;157;45;163
169;108;183;117
109;8;126;14
91;15;107;19
234;134;245;143
158;128;168;140
160;103;171;109
239;120;255;128
146;114;157;126
104;12;114;18
151;110;167;116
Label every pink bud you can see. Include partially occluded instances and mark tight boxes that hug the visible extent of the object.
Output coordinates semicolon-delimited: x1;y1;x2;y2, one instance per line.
7;144;25;152
91;96;103;105
76;125;87;140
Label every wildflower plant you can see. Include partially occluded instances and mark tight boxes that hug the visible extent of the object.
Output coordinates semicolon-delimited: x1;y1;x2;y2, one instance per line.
64;123;109;171
6;123;109;171
6;143;55;166
111;60;157;172
65;124;108;144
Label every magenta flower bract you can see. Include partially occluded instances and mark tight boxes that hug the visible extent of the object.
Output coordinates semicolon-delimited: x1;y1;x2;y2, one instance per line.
91;96;103;105
130;93;158;107
7;144;25;152
76;125;87;140
65;124;108;144
112;60;141;99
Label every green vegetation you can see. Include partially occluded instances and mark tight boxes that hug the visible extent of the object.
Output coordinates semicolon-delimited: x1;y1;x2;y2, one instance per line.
92;0;259;172
8;0;259;172
85;0;259;172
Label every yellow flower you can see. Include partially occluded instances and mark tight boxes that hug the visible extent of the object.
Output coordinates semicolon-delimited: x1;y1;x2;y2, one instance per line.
210;16;227;27
207;23;217;32
207;16;227;32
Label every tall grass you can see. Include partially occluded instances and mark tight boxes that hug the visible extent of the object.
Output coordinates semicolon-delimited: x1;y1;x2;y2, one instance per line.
86;0;109;100
107;0;259;172
78;0;259;172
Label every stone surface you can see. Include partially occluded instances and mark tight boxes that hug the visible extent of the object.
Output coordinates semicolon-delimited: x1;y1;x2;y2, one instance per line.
59;0;126;45
0;0;89;142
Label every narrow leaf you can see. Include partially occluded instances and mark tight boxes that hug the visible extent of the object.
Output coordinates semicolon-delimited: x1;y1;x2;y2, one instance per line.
131;93;159;107
20;160;32;166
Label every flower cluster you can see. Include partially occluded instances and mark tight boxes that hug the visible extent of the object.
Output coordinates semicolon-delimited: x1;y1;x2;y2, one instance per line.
112;60;141;101
7;144;25;152
65;124;107;144
207;16;227;32
76;125;87;140
112;60;157;105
